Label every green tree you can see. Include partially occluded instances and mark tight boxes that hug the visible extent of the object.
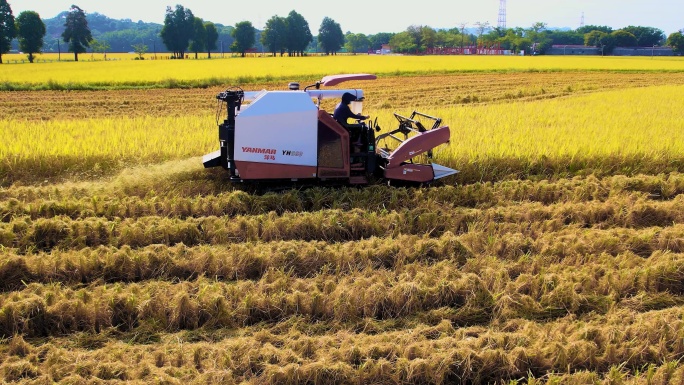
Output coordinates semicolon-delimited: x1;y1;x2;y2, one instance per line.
160;5;194;58
435;29;458;48
611;30;637;47
584;30;605;47
667;31;684;54
189;17;206;59
131;43;147;59
90;38;110;59
261;15;287;56
576;25;613;34
204;21;218;58
584;30;616;55
526;22;552;53
368;32;394;50
0;0;15;64
344;33;369;54
231;21;255;57
474;21;491;45
547;30;584;45
621;26;664;46
318;16;343;55
405;25;423;50
420;26;437;49
16;11;45;63
389;31;417;53
285;10;312;56
62;5;92;62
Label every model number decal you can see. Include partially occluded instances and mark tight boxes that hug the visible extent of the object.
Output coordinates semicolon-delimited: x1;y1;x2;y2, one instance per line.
282;150;304;157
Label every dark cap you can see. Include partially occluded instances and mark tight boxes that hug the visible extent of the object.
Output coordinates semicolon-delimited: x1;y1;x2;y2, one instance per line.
341;92;357;104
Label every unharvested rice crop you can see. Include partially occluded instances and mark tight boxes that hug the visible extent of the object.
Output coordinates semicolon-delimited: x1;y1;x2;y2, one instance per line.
2;55;684;90
1;57;684;384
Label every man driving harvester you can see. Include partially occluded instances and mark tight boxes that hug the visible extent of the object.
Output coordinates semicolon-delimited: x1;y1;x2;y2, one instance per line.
333;92;369;125
333;92;369;147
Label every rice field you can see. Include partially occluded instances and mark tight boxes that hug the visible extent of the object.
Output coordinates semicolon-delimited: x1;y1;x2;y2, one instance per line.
2;54;684;90
1;56;684;384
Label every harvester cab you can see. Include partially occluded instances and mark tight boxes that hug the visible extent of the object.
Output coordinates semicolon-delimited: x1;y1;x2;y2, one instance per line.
203;74;458;185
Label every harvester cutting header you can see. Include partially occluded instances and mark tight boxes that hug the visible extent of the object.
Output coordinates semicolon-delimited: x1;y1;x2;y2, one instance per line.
203;74;458;185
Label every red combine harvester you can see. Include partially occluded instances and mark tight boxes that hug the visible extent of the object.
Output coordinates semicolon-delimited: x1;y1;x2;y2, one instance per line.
203;74;458;185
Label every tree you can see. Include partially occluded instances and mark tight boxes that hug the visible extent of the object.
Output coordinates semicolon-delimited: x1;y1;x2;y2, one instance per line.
318;17;343;55
285;10;312;56
576;25;613;34
189;17;206;59
584;30;604;47
344;33;369;54
160;5;194;58
530;22;547;34
389;31;417;53
131;43;147;59
90;38;110;59
204;21;218;58
525;22;552;53
435;29;459;48
0;0;15;64
547;30;584;45
420;26;437;50
474;21;491;45
62;5;92;61
261;15;287;56
231;21;255;57
16;11;45;63
611;30;637;47
368;32;394;50
405;25;423;50
621;26;664;47
584;30;616;55
667;31;684;54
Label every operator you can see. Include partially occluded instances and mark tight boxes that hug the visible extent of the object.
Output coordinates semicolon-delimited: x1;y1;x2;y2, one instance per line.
333;92;369;126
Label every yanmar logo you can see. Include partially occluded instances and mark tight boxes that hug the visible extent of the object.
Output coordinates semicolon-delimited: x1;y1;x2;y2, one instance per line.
242;147;276;155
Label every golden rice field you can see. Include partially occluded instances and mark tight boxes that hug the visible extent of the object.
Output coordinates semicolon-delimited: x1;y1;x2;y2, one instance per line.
2;54;684;90
1;56;684;384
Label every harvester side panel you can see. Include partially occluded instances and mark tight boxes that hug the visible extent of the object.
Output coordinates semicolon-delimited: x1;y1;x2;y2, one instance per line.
234;92;318;178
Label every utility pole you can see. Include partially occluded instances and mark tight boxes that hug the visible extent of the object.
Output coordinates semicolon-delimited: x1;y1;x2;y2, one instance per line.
459;23;467;54
57;39;61;61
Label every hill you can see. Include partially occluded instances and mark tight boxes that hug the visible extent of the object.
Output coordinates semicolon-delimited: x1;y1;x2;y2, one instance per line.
13;11;238;54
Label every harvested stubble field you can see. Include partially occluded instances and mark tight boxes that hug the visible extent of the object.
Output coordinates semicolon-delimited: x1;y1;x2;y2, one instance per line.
1;56;684;384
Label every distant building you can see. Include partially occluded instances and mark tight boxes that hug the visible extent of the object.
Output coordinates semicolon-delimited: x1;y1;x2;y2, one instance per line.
548;45;674;56
379;44;391;55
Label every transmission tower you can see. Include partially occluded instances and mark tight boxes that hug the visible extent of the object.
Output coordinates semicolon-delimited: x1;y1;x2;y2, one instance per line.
580;12;585;28
498;0;507;29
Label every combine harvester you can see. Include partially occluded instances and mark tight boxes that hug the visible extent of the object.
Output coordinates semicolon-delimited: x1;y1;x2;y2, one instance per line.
203;74;458;186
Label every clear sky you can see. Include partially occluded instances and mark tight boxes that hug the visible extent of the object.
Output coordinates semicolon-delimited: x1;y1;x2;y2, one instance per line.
9;0;684;35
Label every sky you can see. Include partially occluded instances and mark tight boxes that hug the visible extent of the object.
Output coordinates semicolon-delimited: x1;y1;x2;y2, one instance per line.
9;0;684;35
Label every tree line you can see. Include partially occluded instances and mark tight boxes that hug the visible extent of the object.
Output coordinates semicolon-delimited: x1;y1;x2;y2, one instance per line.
1;0;683;64
386;23;684;55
